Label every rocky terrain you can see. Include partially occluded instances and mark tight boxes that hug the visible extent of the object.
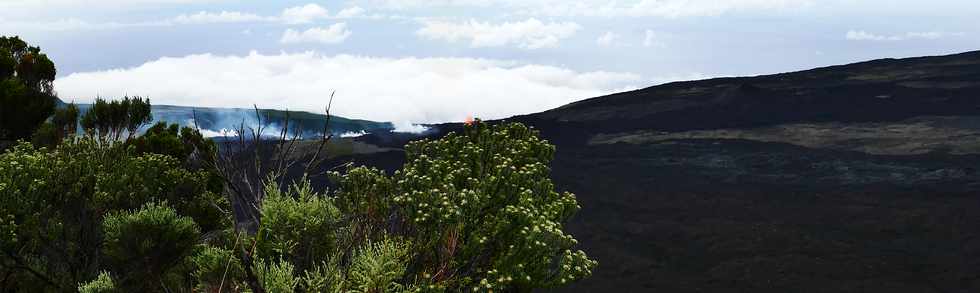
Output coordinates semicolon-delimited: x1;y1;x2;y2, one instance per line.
308;50;980;292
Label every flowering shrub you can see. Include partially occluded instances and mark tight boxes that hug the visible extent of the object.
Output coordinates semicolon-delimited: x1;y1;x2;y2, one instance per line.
0;121;594;292
0;37;595;291
330;121;597;291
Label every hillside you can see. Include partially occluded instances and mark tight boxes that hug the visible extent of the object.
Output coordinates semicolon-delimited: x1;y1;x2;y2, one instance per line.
71;104;395;137
322;50;980;292
525;50;980;139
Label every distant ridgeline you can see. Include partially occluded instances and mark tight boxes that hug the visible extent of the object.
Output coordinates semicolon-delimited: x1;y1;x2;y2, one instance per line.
66;102;394;138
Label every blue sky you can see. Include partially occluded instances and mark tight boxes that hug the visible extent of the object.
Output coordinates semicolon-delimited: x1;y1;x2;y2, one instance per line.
2;0;978;124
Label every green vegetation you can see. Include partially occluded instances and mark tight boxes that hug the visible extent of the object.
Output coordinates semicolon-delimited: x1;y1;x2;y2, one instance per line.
0;35;593;291
333;122;598;291
237;120;594;292
0;138;227;291
80;96;153;142
0;36;58;141
257;108;395;137
0;120;594;292
130;121;218;164
31;103;80;148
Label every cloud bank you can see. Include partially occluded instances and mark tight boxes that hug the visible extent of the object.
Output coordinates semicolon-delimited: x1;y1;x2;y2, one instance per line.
372;0;812;17
171;11;271;24
55;51;643;124
280;23;352;44
416;18;581;49
335;7;367;18
281;3;331;24
596;32;620;47
643;30;665;47
1;3;370;31
845;30;966;41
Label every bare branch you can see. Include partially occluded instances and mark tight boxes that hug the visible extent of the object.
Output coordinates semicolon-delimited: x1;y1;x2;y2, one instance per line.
304;91;336;175
207;96;337;233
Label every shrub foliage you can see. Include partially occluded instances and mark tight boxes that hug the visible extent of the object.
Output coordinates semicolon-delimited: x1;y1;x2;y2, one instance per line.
0;36;58;141
234;121;596;292
1;111;594;291
325;121;597;291
0;138;226;291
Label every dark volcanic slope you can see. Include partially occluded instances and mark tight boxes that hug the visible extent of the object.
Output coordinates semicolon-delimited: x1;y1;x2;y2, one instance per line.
335;51;980;293
516;50;980;145
520;51;980;292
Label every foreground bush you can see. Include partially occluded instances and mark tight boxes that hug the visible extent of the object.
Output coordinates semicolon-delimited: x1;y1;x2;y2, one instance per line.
0;121;594;291
0;138;227;291
1;35;593;291
227;121;596;292
333;121;596;291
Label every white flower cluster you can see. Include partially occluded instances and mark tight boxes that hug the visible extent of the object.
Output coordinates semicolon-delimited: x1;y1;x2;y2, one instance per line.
384;122;594;290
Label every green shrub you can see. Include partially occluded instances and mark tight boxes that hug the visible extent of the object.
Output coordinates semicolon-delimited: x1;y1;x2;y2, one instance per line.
1;119;594;292
347;236;413;293
241;121;594;292
80;96;152;141
300;257;346;293
0;36;58;141
0;139;228;291
326;121;596;291
191;245;244;290
33;102;81;148
255;258;298;293
257;179;342;273
130;121;217;164
102;203;200;290
78;272;118;293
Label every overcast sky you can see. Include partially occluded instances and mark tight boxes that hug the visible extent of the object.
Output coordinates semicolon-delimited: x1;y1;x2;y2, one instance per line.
2;0;978;124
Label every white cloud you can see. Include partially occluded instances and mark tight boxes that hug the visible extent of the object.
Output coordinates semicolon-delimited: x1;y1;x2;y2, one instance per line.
172;4;371;26
845;30;900;41
0;18;151;31
558;0;813;17
0;0;227;21
372;0;812;17
1;4;385;33
373;0;495;10
280;23;352;44
280;3;330;24
171;11;270;24
643;29;664;47
2;0;210;5
55;51;643;124
336;6;367;18
596;31;620;47
416;18;581;49
1;12;269;31
845;30;966;41
0;16;255;31
0;0;215;11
